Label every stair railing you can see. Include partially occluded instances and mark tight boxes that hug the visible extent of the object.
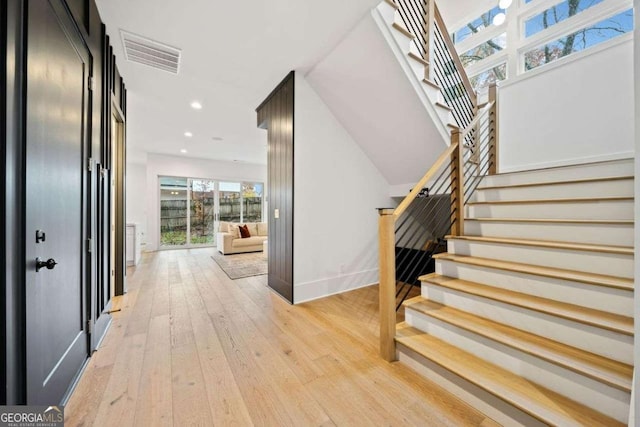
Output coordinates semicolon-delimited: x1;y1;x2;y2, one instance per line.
395;0;477;130
378;90;498;361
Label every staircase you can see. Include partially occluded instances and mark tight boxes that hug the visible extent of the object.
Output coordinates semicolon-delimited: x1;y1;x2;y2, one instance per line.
393;159;634;426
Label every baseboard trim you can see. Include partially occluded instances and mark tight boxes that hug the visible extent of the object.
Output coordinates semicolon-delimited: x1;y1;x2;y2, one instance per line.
294;269;378;304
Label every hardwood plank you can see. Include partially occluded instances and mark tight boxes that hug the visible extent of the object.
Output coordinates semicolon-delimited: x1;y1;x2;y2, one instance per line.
447;235;634;255
420;273;634;335
65;249;498;426
396;323;624;427
432;253;634;291
132;314;173;426
405;297;633;391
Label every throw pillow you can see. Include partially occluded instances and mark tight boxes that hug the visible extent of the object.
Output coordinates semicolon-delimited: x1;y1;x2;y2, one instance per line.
239;224;251;238
228;223;240;238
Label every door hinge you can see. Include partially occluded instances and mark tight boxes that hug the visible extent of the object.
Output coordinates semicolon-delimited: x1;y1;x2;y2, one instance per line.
88;76;96;91
87;238;93;253
88;157;94;172
86;319;93;334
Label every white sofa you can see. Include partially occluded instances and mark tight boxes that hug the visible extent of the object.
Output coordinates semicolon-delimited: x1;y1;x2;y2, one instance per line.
216;221;268;255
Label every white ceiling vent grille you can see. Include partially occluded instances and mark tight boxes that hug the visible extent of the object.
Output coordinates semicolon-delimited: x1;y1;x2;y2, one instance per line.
120;30;181;74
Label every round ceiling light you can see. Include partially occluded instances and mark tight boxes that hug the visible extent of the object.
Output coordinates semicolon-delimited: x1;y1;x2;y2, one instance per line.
184;131;193;137
180;149;187;153
498;0;513;9
190;101;203;110
493;12;506;26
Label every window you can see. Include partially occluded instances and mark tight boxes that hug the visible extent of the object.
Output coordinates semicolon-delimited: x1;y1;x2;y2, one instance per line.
450;0;633;86
242;183;264;223
451;6;504;44
470;63;507;89
460;33;507;67
524;9;633;70
525;0;606;37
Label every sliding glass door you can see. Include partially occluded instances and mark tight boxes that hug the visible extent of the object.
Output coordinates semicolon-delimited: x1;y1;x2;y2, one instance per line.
159;176;264;249
190;179;216;245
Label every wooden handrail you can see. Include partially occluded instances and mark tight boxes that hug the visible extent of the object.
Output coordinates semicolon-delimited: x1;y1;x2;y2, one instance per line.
393;142;459;219
433;4;477;108
461;101;494;138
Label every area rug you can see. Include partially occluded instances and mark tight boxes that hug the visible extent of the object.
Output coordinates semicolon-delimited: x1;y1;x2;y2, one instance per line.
211;251;268;280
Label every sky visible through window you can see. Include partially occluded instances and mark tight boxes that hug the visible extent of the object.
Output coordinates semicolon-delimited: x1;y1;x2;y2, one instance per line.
525;8;633;70
451;5;503;44
526;0;605;37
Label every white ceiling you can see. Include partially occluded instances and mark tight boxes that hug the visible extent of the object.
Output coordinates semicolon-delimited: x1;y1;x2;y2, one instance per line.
95;0;383;165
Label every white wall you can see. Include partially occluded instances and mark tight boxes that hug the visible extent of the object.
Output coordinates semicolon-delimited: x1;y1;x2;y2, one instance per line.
126;161;148;245
498;38;634;172
293;73;394;303
145;153;267;251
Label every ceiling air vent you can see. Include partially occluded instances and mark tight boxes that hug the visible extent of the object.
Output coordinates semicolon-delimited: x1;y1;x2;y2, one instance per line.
120;30;181;74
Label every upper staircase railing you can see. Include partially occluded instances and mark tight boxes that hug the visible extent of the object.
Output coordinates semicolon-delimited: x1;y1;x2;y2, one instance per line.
395;0;477;130
378;93;498;360
378;0;500;360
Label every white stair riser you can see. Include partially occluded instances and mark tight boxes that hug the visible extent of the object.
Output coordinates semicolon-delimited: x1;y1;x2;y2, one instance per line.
480;159;634;188
397;346;549;427
405;311;630;422
466;199;634;220
376;1;398;25
435;106;453;126
421;283;633;364
436;260;634;317
464;220;634;246
447;240;634;279
472;179;634;202
389;24;413;54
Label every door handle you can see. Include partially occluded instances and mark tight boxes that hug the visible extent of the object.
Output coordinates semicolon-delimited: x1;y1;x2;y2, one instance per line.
36;257;58;272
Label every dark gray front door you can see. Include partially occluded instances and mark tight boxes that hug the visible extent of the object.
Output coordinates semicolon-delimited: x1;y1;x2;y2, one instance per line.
25;0;90;405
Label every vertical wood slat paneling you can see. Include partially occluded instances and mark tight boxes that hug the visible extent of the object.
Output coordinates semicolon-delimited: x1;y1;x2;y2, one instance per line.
256;72;295;303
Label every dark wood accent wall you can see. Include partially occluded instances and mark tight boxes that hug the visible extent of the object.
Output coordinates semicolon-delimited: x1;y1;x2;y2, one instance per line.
256;72;295;303
1;0;126;404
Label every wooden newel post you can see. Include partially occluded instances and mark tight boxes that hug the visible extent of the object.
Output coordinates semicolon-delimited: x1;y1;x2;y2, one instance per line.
450;131;464;236
488;83;499;175
425;0;435;81
378;208;396;362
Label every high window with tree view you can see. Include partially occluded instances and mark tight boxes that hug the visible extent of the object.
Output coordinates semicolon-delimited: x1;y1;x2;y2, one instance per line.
450;0;633;90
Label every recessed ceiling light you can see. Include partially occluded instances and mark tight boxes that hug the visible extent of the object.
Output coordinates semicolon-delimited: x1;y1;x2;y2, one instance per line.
190;101;203;110
498;0;513;9
184;131;193;137
492;12;506;26
211;136;224;141
180;149;187;153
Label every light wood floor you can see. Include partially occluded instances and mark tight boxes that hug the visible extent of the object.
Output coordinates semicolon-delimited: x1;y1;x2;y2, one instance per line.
65;248;495;427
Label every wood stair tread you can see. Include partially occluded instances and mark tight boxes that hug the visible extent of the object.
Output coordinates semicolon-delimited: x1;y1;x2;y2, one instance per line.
422;78;439;90
445;235;634;256
391;22;415;39
418;273;634;335
403;297;633;392
395;323;625;427
465;217;633;225
408;51;429;67
435;101;452;111
477;175;633;190
432;253;633;290
467;196;633;205
383;0;399;9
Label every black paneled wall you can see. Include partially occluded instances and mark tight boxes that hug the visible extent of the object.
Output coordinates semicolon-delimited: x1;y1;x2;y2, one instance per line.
256;72;295;303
